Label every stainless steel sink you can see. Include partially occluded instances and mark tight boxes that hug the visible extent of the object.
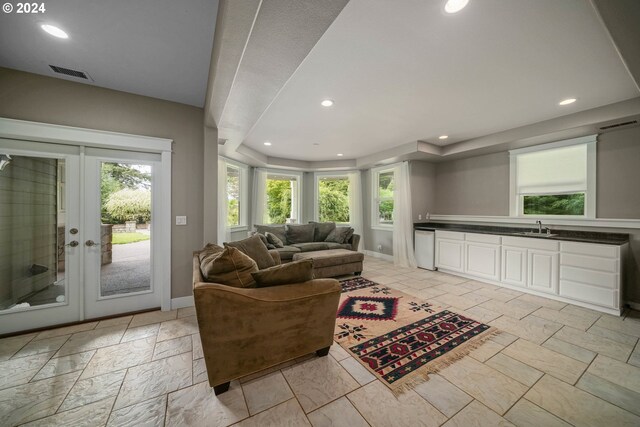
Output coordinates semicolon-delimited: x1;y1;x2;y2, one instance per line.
513;232;558;237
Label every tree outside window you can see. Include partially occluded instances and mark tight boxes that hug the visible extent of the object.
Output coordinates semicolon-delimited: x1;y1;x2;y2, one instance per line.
226;165;240;226
318;176;349;223
266;174;299;224
376;169;394;226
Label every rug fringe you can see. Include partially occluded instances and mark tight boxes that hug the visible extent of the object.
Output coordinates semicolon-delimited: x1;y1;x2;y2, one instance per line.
388;328;502;396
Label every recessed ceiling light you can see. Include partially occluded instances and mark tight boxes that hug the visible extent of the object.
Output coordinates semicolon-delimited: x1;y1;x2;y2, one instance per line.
41;24;69;39
558;98;577;106
444;0;469;14
439;135;448;140
337;153;344;157
321;99;334;107
263;142;272;146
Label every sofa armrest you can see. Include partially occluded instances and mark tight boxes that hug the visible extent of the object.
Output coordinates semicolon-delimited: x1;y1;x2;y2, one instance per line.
193;278;341;386
349;234;360;252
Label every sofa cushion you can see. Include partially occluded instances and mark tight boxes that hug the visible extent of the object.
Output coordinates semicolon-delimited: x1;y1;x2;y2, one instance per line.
255;225;287;245
254;233;275;250
310;221;336;242
224;235;276;270
265;231;284;248
197;243;224;264
291;242;330;252
285;223;315;244
200;247;257;288
276;245;302;260
325;226;354;244
324;242;352;250
251;259;314;287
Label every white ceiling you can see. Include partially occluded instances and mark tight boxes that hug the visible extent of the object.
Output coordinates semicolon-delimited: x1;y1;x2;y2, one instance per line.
0;0;218;107
241;0;639;161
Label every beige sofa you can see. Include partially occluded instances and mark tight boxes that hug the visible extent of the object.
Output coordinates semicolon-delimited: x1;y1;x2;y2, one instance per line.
192;250;341;395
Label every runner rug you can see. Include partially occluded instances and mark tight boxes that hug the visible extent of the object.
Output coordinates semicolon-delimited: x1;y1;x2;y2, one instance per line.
335;277;498;393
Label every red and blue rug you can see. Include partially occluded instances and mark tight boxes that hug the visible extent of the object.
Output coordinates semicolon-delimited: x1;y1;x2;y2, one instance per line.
336;277;496;393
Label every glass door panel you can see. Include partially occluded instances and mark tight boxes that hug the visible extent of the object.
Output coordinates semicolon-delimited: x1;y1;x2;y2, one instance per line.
0;147;81;335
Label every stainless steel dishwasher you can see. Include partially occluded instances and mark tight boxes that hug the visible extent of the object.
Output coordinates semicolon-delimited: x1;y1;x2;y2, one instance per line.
414;229;435;270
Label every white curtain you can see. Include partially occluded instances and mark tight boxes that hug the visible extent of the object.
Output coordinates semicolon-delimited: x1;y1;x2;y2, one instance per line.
348;171;364;252
252;168;267;226
392;162;417;268
217;158;230;245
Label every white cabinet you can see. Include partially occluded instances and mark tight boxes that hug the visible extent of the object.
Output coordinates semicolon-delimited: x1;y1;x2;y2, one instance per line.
528;249;559;295
502;246;527;288
435;231;464;272
464;233;500;281
559;241;623;310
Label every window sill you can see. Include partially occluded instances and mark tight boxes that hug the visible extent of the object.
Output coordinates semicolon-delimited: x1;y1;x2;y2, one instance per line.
229;226;248;232
371;225;393;231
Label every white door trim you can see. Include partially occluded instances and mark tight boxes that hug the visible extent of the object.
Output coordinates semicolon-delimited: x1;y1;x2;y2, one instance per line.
0;117;173;314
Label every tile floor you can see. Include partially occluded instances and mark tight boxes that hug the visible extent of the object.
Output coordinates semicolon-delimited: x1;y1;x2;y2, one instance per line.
1;256;640;426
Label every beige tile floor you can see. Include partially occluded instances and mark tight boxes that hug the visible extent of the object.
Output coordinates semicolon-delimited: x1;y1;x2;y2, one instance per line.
1;256;640;426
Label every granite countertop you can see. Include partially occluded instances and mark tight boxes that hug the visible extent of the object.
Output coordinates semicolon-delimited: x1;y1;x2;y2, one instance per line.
413;222;629;245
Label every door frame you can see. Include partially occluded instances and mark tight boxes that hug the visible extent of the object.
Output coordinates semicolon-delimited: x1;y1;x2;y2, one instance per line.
0;117;173;313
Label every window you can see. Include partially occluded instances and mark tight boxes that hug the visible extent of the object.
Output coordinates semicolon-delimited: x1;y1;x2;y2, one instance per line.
372;167;395;228
266;172;300;224
225;162;248;228
316;175;350;223
510;135;596;217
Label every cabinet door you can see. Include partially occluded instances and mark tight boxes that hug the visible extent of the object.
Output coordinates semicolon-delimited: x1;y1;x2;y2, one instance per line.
528;249;559;294
436;239;464;272
502;246;527;288
465;242;500;281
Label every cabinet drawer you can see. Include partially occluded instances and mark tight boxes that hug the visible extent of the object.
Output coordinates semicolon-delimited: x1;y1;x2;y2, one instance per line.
560;280;618;309
502;236;559;251
465;233;501;245
560;242;618;259
560;266;618;289
436;231;464;241
560;253;618;273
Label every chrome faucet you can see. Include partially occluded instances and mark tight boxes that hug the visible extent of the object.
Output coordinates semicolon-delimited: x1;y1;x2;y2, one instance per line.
536;220;542;234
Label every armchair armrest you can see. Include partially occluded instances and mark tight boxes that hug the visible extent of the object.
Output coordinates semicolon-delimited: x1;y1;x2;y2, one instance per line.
349;234;361;251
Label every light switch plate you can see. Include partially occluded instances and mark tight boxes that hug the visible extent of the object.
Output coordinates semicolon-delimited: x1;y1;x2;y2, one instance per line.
175;216;187;225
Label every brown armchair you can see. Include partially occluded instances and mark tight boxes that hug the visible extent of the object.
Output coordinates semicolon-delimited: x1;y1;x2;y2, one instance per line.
192;251;341;395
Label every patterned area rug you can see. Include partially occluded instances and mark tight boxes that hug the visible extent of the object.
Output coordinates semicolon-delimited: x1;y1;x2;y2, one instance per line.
336;277;496;393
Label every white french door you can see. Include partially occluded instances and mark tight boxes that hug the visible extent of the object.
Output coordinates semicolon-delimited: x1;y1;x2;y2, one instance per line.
0;119;172;335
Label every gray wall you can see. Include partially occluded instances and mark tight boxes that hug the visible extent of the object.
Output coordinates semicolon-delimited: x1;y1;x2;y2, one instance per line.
597;126;640;219
0;68;205;299
434;152;510;215
410;161;437;221
0;156;58;308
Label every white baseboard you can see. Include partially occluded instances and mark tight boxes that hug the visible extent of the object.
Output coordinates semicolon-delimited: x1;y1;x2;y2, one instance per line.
171;295;194;310
363;250;394;262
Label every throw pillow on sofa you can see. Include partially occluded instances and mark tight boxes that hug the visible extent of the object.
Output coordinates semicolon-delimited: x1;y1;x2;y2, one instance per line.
309;221;336;242
251;259;314;287
224;234;276;270
255;225;287;245
265;231;284;248
285;223;315;244
198;243;224;264
200;246;258;288
325;226;354;244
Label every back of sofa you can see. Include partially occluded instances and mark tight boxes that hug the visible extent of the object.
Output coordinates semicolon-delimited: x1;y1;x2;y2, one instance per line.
255;222;359;251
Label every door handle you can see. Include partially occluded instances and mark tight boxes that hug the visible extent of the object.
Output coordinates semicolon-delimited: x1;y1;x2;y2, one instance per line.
85;240;97;247
66;241;79;247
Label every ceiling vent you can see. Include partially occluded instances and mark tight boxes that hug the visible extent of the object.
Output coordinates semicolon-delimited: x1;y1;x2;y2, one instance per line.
49;65;93;81
598;120;638;132
218;138;227;146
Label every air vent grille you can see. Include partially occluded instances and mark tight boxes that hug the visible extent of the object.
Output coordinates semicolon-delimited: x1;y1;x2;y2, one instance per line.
599;120;638;131
49;65;89;80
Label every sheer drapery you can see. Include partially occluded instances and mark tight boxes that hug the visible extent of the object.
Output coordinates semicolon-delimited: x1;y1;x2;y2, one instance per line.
392;162;417;267
348;171;364;252
252;168;267;226
217;158;230;245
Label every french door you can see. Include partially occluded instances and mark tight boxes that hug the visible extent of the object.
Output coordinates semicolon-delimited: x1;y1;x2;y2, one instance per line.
0;138;168;335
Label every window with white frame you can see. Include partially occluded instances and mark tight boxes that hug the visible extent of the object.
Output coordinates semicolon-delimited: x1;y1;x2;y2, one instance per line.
226;162;248;228
372;167;395;228
315;174;350;223
265;172;301;224
510;135;596;217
